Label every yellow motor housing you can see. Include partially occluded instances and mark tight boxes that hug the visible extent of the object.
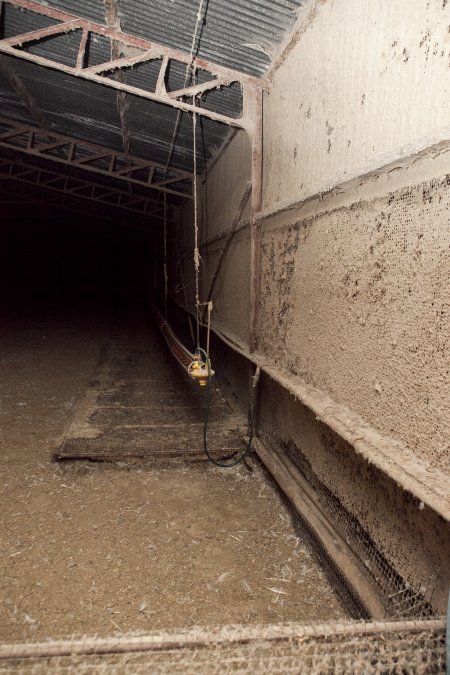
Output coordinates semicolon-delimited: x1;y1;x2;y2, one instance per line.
188;358;214;387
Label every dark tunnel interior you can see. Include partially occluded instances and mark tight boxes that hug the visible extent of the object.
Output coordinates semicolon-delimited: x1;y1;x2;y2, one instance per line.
0;197;156;314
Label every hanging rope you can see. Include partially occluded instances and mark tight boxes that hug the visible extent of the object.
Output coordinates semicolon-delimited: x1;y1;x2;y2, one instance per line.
193;107;201;349
161;0;205;334
162;0;206;183
187;0;205;349
154;0;258;468
163;191;168;320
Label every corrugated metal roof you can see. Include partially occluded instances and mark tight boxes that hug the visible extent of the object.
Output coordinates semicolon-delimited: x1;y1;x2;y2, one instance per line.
0;0;304;212
39;0;303;76
0;79;34;124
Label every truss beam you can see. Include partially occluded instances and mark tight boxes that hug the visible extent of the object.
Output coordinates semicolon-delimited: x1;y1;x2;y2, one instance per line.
0;0;262;131
0;179;155;234
0;117;193;199
0;156;175;223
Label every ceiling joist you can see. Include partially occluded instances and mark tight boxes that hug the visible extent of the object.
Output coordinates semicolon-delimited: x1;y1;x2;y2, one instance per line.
0;155;176;223
0;179;156;235
0;116;193;199
0;0;262;131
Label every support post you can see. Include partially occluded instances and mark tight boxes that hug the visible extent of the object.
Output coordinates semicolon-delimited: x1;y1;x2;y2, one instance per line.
248;87;263;353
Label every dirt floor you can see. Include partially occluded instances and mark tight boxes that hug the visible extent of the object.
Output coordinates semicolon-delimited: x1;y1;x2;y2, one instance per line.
0;300;346;642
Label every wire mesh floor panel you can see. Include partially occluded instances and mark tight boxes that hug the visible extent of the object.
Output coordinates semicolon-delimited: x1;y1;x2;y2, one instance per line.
56;330;247;463
89;404;233;426
0;620;445;674
96;387;222;406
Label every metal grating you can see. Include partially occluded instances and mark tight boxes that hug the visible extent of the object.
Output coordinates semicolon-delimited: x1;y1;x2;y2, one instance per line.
56;333;248;463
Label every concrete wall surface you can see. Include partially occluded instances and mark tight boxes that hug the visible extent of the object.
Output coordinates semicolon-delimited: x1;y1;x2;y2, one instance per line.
172;0;450;613
259;160;450;474
263;0;450;211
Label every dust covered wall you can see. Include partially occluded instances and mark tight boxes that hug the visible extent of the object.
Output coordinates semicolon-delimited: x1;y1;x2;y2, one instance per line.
263;0;450;210
259;1;450;475
259;165;450;475
258;0;450;612
200;132;252;344
259;0;450;611
173;0;450;612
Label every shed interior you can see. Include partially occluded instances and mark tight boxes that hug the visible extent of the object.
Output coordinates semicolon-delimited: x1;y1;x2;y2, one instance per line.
0;0;449;671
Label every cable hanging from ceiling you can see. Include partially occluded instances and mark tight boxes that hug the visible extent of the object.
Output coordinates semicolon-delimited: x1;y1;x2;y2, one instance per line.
159;0;211;388
157;0;257;467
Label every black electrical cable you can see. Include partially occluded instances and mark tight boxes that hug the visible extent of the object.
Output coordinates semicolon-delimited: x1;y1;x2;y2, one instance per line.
197;348;254;468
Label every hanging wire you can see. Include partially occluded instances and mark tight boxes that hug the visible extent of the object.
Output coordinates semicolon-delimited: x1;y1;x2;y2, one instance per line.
161;0;206;184
163;191;168;320
193;107;201;350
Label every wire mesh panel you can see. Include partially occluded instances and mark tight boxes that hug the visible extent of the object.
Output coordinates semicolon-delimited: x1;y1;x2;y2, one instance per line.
282;440;439;619
0;619;445;674
55;332;246;464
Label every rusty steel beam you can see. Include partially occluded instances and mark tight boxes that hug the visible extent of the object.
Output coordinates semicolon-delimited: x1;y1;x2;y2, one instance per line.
248;87;263;353
0;156;176;223
0;0;262;131
0;117;193;198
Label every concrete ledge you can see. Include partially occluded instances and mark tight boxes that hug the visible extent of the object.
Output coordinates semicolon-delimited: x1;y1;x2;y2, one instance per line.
187;313;450;523
256;140;450;231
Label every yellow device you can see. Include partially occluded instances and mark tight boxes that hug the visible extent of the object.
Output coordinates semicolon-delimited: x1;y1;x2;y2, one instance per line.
188;357;214;387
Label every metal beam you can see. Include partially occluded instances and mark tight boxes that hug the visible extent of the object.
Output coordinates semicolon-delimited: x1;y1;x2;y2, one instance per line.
248;87;263;353
0;179;155;234
0;117;193;198
0;156;175;223
0;0;262;131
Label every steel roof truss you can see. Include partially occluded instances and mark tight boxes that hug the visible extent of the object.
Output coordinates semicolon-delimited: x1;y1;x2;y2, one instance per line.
0;117;193;199
0;0;262;131
0;156;175;223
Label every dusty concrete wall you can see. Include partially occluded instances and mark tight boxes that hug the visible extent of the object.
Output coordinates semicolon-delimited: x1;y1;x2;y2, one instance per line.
255;0;450;601
203;131;251;240
171;0;450;614
257;0;450;477
201;130;251;345
263;0;450;211
259;162;450;474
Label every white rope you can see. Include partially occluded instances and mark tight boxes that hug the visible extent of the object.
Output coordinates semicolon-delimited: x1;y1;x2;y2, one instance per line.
162;0;206;180
189;0;206;351
163;191;168;319
161;0;205;346
193;107;201;349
